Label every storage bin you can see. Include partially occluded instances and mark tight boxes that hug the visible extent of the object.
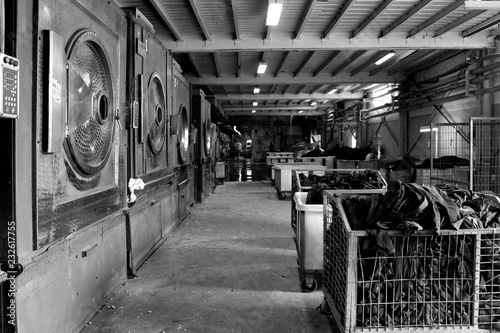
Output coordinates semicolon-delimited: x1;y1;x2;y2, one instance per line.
293;192;323;292
387;168;412;183
299;156;336;169
322;190;500;333
273;163;326;199
359;159;384;170
267;151;294;157
336;159;359;169
292;169;387;195
415;168;431;185
291;169;387;238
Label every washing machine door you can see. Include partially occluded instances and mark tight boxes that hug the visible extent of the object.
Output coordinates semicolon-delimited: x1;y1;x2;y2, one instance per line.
64;30;114;178
147;73;166;155
178;105;189;163
204;118;213;157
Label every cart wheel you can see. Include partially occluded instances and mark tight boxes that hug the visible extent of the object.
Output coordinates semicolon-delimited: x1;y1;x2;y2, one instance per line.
277;192;286;200
300;277;318;293
319;298;332;315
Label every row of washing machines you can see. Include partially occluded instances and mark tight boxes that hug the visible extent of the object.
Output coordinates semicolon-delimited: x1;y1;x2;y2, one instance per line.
5;1;219;331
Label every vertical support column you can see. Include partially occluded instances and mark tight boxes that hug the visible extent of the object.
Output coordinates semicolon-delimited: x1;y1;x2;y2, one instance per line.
493;40;500;117
398;97;408;156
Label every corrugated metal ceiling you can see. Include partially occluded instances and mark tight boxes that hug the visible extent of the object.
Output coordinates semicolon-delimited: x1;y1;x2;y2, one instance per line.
117;0;500;120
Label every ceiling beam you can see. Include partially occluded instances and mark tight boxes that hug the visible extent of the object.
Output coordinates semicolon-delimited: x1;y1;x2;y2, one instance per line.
310;84;324;94
295;51;315;77
405;50;465;75
187;53;203;77
297;85;308;94
434;10;486;37
275;52;291;77
227;110;326;116
213;53;221;78
332;51;366;76
380;0;432;38
313;51;341;76
164;32;493;51
352;0;396;38
148;0;183;41
230;0;240;40
408;0;465;38
214;92;363;101
462;12;500;37
323;0;356;38
464;1;500;10
369;50;415;75
225;105;320;111
185;72;398;85
188;0;211;40
295;0;317;39
237;52;241;77
350;51;388;76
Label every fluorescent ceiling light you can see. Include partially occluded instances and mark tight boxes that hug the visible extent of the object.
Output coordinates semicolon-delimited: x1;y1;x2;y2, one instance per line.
298;110;304;114
257;61;268;74
266;2;283;26
375;51;395;65
252;101;258;106
252;110;256;113
419;126;438;133
253;87;260;94
365;84;379;90
310;101;317;106
327;88;337;94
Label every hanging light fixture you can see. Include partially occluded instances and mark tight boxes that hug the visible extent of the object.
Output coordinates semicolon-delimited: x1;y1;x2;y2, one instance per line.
253;86;260;94
375;51;395;65
252;110;257;113
266;0;283;26
327;88;337;94
252;101;258;106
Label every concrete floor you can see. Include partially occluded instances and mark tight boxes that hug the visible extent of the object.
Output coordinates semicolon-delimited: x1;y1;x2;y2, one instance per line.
80;181;336;333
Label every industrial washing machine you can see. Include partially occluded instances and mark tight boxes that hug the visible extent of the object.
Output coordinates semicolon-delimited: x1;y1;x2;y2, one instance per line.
173;60;194;221
192;88;215;202
123;9;176;277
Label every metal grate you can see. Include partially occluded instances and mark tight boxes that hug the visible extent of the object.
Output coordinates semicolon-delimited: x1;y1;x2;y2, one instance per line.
323;191;500;332
430;123;470;190
323;192;351;330
477;231;500;331
471;117;500;196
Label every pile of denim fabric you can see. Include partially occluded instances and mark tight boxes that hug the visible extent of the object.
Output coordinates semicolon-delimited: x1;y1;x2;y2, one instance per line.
335;180;500;329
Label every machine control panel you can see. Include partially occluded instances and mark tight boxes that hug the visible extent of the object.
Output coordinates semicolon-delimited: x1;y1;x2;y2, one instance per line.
0;53;19;119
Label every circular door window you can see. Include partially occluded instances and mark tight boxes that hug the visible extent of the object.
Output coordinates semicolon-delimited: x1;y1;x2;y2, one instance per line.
64;30;114;178
178;105;189;163
147;73;166;155
204;118;212;157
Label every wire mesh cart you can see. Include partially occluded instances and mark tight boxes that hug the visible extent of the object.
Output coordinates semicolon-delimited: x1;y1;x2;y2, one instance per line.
273;163;326;199
322;190;500;333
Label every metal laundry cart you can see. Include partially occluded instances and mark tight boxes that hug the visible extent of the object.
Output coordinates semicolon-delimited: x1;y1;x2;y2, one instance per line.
292;171;386;293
